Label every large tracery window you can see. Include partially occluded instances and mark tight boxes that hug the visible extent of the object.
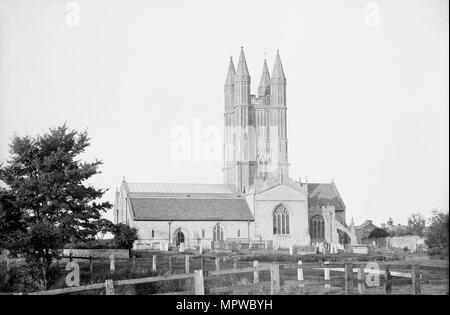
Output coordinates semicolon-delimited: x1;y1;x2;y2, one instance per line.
273;204;290;235
310;215;325;240
213;223;224;242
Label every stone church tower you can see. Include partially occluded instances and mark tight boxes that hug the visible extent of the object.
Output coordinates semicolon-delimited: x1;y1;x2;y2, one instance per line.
223;48;289;193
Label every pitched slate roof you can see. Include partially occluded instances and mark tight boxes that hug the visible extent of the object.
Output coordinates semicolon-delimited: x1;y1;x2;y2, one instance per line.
307;182;346;211
130;197;253;221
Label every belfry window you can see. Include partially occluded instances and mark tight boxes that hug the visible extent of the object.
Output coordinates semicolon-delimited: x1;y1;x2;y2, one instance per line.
310;215;325;240
273;204;290;235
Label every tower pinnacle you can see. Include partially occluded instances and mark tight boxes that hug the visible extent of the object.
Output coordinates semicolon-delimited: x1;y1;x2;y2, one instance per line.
258;59;270;97
224;56;236;86
235;47;250;81
271;50;286;82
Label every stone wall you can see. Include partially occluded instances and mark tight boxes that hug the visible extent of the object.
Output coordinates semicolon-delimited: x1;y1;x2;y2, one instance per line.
251;184;310;247
386;236;426;252
130;220;251;248
62;249;130;259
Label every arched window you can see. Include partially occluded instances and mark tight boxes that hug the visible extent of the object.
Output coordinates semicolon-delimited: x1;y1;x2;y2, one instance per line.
273;204;290;235
213;223;224;241
310;215;325;240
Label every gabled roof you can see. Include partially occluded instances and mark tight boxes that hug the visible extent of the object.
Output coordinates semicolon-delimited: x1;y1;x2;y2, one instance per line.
122;181;253;221
307;182;346;211
355;220;378;231
130;197;254;221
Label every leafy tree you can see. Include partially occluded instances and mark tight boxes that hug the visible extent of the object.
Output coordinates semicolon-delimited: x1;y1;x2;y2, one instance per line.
0;124;112;289
368;227;389;239
407;212;426;237
425;210;449;259
112;223;138;250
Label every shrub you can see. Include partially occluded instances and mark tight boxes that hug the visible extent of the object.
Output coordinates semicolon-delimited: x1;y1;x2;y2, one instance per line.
368;228;389;239
112;224;138;250
425;211;449;259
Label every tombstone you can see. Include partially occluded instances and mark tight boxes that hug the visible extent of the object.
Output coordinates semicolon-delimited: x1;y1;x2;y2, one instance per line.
318;243;324;254
199;243;203;254
179;242;185;253
289;245;293;255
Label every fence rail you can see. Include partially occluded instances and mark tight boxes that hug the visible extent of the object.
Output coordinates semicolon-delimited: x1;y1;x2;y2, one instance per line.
1;254;448;295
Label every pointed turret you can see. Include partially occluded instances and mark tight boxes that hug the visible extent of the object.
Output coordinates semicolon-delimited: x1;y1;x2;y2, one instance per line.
224;57;236;87
258;59;270;97
234;47;251;107
235;47;250;81
271;49;286;83
270;50;286;107
224;57;236;112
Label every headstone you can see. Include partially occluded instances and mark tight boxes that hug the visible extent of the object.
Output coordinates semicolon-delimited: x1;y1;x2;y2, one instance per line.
179;242;185;253
253;261;259;283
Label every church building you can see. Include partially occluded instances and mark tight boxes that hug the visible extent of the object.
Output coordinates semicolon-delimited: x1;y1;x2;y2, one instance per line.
114;48;356;250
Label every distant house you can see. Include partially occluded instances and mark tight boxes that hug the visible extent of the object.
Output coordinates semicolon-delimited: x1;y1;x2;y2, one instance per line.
355;220;379;244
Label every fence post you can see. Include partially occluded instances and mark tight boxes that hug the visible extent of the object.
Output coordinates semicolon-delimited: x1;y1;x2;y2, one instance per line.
132;256;136;271
89;256;94;274
185;255;190;274
168;255;172;275
5;258;10;284
384;265;392;294
215;257;220;271
297;260;304;287
152;255;157;272
109;255;115;274
324;261;331;290
194;270;205;295
411;265;421;295
253;261;259;283
357;264;365;295
105;279;115;295
344;263;354;295
200;255;205;271
270;263;280;295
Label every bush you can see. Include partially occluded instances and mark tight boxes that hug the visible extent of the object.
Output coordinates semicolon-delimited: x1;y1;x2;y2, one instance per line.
368;228;389;239
425;211;449;259
112;224;138;250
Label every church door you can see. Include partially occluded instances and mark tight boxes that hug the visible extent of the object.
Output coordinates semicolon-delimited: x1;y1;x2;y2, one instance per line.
175;230;185;246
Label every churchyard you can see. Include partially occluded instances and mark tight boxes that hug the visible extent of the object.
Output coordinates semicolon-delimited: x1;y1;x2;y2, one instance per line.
1;248;448;295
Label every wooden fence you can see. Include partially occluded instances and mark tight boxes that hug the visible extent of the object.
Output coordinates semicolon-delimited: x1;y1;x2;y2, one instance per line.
2;254;447;295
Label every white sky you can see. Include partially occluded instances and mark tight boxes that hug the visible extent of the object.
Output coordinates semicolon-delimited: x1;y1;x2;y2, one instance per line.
0;0;448;226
